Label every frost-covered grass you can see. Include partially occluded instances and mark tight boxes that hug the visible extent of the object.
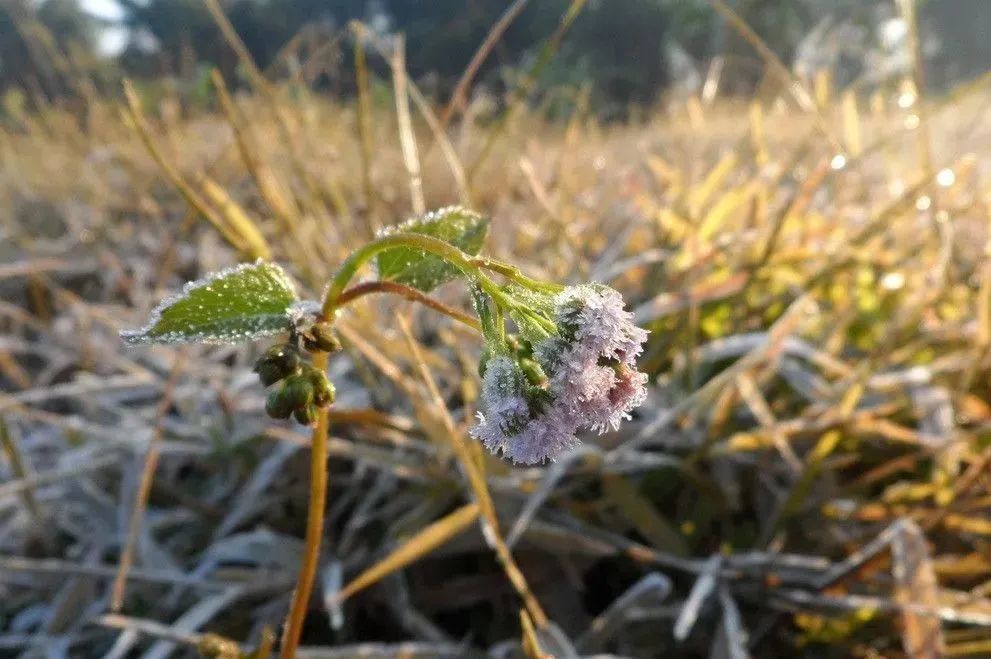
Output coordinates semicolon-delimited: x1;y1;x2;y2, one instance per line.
4;75;991;657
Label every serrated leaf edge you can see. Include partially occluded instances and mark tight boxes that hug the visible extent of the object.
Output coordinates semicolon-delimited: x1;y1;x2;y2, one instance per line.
371;204;483;241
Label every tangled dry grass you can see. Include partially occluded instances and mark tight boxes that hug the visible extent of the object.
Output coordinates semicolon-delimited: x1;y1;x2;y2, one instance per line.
5;24;991;658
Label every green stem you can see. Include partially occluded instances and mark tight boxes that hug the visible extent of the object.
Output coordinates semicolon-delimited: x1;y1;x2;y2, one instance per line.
321;232;527;320
472;257;565;294
323;232;484;314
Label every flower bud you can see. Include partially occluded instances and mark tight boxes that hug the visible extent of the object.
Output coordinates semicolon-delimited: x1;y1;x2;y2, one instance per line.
512;335;534;359
304;321;342;353
265;387;294;419
254;344;301;386
293;403;319;426
281;374;314;410
307;368;336;407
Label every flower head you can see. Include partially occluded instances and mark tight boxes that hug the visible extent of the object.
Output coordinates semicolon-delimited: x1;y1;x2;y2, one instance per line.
553;284;648;365
588;364;648;433
471;356;582;464
472;284;650;465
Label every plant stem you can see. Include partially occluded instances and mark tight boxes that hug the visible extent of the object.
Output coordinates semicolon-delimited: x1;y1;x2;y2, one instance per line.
323;232;496;316
283;233;489;657
335;281;480;331
471;257;564;294
279;352;329;659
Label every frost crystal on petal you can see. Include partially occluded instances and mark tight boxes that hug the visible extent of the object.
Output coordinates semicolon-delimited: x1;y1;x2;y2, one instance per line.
589;365;648;434
553;284;648;365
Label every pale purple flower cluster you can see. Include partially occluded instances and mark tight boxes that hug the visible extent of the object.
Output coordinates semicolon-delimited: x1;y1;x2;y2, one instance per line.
543;285;649;434
472;285;648;465
471;356;582;465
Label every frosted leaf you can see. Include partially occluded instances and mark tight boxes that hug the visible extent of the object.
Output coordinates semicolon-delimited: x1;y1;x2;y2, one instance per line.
120;260;299;345
374;206;488;292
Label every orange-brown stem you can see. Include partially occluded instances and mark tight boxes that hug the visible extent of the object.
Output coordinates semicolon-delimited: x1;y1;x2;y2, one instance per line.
336;281;480;331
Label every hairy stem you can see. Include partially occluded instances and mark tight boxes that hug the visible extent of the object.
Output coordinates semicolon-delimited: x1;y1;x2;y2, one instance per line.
471;257;564;294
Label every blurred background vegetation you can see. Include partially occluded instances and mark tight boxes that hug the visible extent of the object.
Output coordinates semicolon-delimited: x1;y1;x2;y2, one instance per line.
4;0;991;116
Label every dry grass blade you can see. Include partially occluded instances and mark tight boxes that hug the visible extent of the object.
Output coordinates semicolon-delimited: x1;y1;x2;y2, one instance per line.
705;0;839;151
712;586;750;659
519;609;548;659
296;644;474;659
351;21;378;234
396;317;549;627
674;555;722;641
892;520;946;658
0;416;42;524
111;351;186;612
390;36;425;216
576;572;672;651
467;0;588;183
120;80;269;260
333;502;480;604
440;0;531;127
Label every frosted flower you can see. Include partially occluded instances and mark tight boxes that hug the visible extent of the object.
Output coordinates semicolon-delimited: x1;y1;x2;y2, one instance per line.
471;356;581;464
472;286;649;465
553;284;648;366
587;365;648;434
549;360;617;427
539;284;649;435
472;357;537;455
493;406;581;465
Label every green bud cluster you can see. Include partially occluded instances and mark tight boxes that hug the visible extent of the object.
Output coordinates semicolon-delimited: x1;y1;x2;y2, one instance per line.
253;344;302;386
255;328;338;426
302;321;343;354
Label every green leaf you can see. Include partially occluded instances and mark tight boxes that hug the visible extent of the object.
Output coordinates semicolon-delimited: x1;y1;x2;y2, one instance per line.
120;260;300;345
510;309;554;346
375;206;488;292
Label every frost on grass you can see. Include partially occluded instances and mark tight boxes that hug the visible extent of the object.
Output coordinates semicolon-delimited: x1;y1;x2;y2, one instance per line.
120;260;299;345
374;205;489;292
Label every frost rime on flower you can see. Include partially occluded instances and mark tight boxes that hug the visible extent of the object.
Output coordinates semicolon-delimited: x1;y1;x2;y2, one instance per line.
473;285;649;465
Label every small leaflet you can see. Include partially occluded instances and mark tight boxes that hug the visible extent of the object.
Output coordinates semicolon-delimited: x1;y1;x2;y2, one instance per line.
120;260;299;345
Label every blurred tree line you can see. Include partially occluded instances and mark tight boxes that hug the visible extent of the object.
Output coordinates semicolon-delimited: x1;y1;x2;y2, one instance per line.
1;0;988;116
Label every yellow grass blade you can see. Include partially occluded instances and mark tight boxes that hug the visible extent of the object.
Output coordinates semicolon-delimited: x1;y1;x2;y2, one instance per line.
334;502;480;603
198;177;272;262
121;81;264;260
